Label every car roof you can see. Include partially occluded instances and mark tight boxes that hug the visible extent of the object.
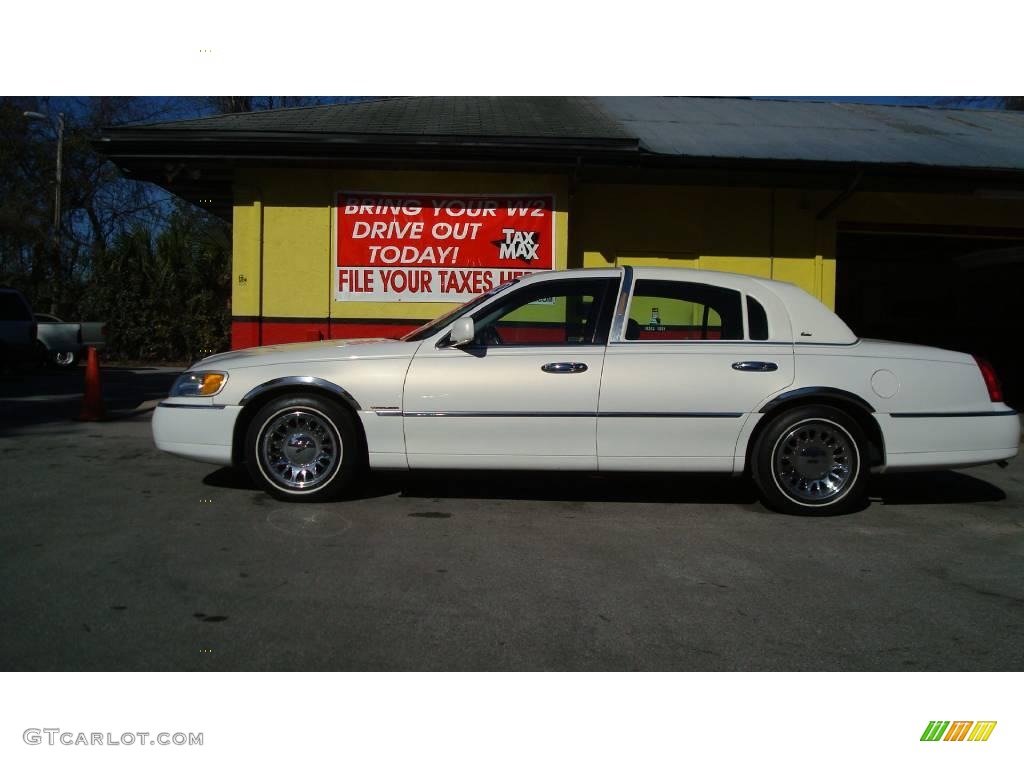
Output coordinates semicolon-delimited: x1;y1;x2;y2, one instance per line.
518;266;857;344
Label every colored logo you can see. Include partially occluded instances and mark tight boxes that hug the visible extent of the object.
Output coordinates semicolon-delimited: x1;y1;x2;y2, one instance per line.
921;721;997;742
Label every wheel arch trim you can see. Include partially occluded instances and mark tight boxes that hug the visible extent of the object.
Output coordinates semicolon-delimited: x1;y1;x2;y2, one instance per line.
238;377;363;411
232;377;365;467
759;386;874;415
750;386;885;469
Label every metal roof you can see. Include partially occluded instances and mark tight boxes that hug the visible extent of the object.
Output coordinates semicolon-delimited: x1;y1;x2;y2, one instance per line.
116;96;1024;173
128;96;633;143
593;97;1024;172
96;97;1024;219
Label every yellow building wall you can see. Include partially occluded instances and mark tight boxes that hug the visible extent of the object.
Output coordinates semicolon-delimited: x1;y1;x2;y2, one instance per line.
233;171;1024;338
575;183;1024;311
576;183;830;305
233;168;570;323
230;185;262;317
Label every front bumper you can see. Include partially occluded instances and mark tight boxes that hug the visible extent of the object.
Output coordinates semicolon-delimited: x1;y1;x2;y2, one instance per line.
152;401;242;466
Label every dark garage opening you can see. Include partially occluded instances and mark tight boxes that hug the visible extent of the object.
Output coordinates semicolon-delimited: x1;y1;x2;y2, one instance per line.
836;230;1024;409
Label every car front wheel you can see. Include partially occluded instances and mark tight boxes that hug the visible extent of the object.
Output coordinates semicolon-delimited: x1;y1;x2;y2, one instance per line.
752;405;868;515
53;351;77;367
244;395;361;502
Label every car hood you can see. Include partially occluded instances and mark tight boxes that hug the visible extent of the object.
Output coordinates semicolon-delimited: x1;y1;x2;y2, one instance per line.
191;338;417;370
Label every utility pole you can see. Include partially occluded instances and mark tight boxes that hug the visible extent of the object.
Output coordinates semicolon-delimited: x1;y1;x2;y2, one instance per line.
23;110;66;313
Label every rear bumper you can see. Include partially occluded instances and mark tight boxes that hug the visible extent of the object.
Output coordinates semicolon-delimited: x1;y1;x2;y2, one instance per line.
152;401;241;466
879;410;1020;471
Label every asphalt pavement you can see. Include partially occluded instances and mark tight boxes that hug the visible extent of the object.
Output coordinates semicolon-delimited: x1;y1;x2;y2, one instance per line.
0;366;1022;670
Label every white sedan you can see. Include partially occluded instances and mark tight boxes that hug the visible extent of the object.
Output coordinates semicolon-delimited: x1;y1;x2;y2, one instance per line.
153;267;1019;515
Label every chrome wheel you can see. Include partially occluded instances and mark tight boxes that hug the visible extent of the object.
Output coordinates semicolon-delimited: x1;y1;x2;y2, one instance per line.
258;408;342;492
771;418;858;505
53;351;76;367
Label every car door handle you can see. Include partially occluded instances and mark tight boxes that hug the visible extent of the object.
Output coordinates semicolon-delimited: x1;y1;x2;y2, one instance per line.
732;361;778;372
541;362;588;374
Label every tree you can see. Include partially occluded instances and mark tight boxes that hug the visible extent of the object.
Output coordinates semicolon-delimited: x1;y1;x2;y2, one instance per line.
1;96;233;358
83;201;230;361
0;98;56;296
1;96;365;359
0;96;180;316
198;96;326;114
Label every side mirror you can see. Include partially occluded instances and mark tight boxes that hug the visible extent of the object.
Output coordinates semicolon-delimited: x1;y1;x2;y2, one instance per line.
449;317;475;347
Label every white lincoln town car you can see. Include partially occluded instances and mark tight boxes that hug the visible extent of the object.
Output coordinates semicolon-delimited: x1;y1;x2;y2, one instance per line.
153;267;1019;514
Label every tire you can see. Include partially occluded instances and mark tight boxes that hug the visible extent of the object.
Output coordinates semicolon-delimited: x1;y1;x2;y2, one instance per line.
751;405;868;515
33;341;51;367
53;350;77;367
244;394;362;502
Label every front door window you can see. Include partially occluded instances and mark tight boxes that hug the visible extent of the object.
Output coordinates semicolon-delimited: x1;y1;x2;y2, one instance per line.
469;277;617;347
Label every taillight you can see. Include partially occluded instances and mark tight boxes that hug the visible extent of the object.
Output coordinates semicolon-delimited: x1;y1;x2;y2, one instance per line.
973;355;1003;402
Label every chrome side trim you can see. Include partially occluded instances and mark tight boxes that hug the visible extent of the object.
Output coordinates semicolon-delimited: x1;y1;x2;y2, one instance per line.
238;377;362;410
608;265;634;343
608;340;794;346
600;412;743;418
889;410;1018;418
404;411;596;418
794;340;862;347
157;402;227;410
382;410;743;418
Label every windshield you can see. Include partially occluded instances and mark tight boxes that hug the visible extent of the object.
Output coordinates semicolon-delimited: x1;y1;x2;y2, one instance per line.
400;280;520;342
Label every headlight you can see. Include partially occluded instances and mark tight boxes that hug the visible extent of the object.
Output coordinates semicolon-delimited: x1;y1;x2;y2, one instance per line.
170;371;228;397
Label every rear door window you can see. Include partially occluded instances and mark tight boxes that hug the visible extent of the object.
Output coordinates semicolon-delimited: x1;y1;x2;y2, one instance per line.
624;280;744;341
747;296;769;340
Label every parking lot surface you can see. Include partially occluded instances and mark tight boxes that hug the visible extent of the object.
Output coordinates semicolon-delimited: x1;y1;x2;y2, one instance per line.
1;367;1022;670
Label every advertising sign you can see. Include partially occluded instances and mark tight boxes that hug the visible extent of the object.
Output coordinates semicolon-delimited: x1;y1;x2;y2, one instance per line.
335;192;555;302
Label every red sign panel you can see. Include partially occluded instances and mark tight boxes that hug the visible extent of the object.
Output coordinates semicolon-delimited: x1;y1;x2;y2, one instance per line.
335;192;555;301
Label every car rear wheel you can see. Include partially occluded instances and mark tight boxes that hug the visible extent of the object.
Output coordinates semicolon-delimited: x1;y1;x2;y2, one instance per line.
752;405;868;515
53;351;77;367
244;394;361;502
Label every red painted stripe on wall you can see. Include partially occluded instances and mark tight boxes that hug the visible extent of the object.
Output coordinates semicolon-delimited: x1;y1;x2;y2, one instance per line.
231;320;261;350
329;322;419;341
231;319;419;349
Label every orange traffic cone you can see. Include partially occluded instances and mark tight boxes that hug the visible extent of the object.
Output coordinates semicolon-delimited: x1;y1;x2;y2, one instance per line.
78;346;105;421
